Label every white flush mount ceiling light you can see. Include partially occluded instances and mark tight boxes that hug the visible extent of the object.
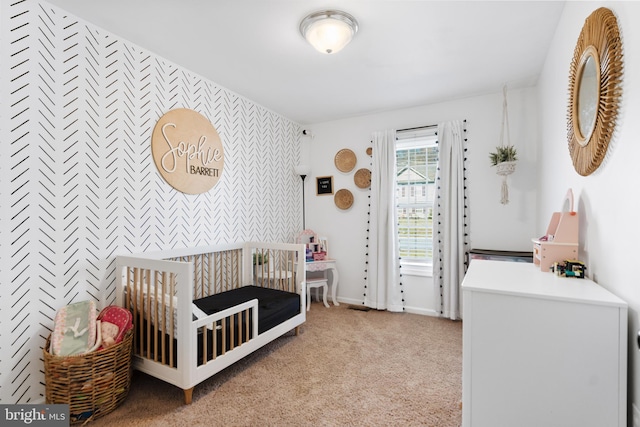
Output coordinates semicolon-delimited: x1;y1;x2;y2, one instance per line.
300;10;359;54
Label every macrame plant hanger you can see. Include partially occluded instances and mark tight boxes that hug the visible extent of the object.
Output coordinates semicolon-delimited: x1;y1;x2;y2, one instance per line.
496;85;516;204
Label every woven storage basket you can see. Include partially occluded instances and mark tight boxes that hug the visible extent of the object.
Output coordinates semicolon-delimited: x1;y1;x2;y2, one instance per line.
44;329;133;424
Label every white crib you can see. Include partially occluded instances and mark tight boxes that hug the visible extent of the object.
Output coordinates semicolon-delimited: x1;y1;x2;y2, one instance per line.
115;241;306;404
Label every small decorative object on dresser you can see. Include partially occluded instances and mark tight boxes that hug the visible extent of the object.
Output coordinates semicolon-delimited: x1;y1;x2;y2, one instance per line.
532;189;578;271
551;259;586;278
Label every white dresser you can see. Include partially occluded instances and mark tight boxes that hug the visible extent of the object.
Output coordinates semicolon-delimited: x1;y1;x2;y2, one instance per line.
462;260;627;427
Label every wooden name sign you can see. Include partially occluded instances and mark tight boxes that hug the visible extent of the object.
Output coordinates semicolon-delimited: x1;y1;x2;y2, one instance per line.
151;108;224;194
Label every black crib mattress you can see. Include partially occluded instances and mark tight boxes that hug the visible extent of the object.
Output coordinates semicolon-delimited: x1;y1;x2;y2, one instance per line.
194;285;300;334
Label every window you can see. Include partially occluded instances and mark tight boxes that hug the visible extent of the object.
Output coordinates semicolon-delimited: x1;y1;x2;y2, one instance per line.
396;130;438;275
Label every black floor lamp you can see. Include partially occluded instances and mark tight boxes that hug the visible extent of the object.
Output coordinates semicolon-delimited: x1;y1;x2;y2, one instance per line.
294;165;311;230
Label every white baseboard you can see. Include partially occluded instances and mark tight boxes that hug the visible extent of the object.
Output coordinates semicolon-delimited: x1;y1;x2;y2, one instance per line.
335;297;439;317
404;306;439;317
335;297;367;307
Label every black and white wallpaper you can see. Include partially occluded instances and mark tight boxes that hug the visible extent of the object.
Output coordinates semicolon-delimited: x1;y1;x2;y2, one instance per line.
1;0;301;403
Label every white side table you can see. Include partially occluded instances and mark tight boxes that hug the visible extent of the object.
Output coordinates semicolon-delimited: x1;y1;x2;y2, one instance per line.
305;259;339;306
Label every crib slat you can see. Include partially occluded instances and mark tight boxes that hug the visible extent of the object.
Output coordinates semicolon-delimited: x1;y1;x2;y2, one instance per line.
131;268;139;356
198;253;201;294
208;252;213;297
160;271;171;364
221;318;226;356
152;270;159;363
169;272;175;368
245;309;249;342
202;254;206;297
213;320;218;361
201;323;207;365
213;252;220;293
229;315;236;350
236;249;241;289
143;269;150;361
288;250;293;291
224;253;233;289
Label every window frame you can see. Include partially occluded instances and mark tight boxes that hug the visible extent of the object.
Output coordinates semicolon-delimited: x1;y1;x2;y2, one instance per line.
395;130;438;277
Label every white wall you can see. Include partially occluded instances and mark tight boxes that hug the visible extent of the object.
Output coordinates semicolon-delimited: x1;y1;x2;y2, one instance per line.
303;88;538;314
537;1;640;418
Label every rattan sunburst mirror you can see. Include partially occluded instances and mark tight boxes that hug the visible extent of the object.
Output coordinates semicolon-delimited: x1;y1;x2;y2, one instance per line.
567;7;623;176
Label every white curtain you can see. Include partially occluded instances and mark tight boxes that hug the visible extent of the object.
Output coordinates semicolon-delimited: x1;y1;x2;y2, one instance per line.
433;120;469;320
364;129;403;312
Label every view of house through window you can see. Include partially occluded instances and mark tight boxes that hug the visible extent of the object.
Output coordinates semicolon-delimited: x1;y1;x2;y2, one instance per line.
396;130;438;274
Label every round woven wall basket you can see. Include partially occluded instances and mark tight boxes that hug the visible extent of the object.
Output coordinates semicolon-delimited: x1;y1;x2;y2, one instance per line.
335;149;357;173
334;189;354;210
496;161;516;176
354;168;371;189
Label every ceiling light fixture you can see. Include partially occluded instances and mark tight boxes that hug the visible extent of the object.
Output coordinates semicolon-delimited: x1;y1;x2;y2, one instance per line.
299;10;359;54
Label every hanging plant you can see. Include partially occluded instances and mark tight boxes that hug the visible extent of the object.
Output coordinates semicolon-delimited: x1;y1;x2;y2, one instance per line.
489;145;518;166
492;85;517;204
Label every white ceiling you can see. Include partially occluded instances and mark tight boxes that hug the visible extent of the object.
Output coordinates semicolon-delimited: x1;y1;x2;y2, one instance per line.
45;0;566;125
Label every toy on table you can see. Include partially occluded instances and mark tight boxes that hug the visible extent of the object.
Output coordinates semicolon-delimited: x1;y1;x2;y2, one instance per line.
551;260;586;278
296;229;327;262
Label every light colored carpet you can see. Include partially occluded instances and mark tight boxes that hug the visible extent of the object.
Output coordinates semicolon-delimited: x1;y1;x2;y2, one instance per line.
89;303;462;426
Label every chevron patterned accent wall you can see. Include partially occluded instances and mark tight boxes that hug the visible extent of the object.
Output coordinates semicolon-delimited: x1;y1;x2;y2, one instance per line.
1;0;301;403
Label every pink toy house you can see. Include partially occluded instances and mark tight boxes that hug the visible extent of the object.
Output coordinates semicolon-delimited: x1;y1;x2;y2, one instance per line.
532;190;579;272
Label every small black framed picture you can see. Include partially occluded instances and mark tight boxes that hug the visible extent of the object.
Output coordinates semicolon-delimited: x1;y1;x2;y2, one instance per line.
316;176;334;195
